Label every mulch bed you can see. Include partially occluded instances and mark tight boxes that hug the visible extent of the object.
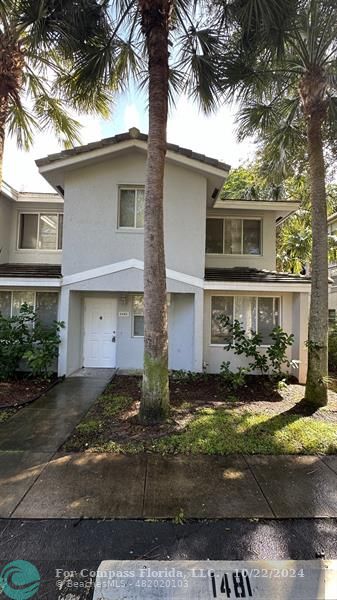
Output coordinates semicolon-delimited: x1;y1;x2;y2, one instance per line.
0;375;58;409
69;374;337;448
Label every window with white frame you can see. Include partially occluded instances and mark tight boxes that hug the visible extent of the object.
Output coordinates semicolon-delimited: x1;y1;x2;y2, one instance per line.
211;295;280;345
132;295;144;337
0;290;58;326
18;213;63;250
206;217;261;255
118;187;145;229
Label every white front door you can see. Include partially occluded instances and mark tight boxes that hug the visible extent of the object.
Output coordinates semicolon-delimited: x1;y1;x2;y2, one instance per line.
83;298;117;368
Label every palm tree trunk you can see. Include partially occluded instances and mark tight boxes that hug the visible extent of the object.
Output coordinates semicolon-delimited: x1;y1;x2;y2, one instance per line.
0;97;8;186
305;110;328;406
140;0;170;423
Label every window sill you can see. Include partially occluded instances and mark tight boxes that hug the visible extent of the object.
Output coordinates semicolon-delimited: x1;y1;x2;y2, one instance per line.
115;228;144;234
16;249;63;253
205;253;263;257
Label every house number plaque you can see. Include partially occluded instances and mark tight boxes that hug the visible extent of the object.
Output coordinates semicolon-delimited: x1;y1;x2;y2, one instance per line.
93;560;336;599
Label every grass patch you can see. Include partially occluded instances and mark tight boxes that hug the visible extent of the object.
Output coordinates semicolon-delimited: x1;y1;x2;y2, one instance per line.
100;394;133;418
63;375;337;455
67;409;337;454
0;408;16;424
150;409;337;455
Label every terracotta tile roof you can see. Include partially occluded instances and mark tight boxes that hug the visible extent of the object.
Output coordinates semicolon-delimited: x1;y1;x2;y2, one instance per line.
36;127;230;172
0;264;62;278
204;267;312;283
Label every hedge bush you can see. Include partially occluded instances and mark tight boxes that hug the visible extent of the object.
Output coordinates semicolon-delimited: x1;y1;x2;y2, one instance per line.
0;303;64;380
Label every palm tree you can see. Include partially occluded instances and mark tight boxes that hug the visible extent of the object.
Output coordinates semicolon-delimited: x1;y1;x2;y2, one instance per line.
221;0;337;407
70;0;293;423
0;0;111;184
277;216;312;273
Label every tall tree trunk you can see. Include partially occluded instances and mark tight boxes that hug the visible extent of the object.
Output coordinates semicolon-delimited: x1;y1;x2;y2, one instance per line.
0;97;8;186
305;110;328;406
140;0;170;423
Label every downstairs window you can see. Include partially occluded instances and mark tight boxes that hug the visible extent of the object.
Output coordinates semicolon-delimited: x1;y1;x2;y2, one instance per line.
132;295;144;337
211;295;280;345
0;291;58;326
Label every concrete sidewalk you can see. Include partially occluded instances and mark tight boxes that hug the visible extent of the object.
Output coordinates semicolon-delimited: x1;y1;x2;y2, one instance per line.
1;452;337;519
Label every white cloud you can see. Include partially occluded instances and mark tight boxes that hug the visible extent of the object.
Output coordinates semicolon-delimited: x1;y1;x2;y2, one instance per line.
168;96;256;169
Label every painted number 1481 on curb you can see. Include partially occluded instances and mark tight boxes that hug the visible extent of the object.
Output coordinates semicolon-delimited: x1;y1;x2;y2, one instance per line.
210;571;253;598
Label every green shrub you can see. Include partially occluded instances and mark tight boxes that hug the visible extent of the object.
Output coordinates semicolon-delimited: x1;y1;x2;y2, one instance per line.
220;361;248;390
329;324;337;373
266;326;295;376
218;316;295;386
0;304;35;379
0;304;64;380
170;369;203;383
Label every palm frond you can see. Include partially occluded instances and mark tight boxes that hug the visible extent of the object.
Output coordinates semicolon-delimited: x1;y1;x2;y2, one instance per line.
261;122;306;179
236;102;278;140
33;94;81;147
177;26;224;113
0;0;12;29
232;0;296;53
7;97;38;150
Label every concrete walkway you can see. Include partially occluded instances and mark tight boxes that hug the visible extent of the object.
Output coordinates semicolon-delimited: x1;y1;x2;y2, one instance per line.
1;450;337;519
1;372;337;520
0;369;114;517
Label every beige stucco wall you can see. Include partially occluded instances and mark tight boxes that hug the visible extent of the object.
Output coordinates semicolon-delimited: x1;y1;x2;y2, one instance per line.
7;201;63;265
205;208;277;270
62;151;207;278
203;289;309;383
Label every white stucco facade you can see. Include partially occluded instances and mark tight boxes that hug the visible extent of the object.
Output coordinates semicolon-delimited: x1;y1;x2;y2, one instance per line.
0;130;311;383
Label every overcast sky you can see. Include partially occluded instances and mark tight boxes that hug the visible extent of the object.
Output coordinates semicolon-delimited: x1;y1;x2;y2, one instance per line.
4;90;256;193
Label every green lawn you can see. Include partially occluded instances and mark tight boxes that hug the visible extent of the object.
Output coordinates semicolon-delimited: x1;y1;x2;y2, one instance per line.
149;409;337;455
64;380;337;455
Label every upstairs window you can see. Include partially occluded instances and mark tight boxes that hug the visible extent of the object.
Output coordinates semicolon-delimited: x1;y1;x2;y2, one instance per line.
118;187;145;229
206;218;261;255
19;213;63;250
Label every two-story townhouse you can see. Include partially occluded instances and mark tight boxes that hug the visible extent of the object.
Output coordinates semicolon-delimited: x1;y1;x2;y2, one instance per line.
0;128;311;382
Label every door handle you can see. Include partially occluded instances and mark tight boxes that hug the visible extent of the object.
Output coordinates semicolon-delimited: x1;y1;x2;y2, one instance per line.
112;335;116;343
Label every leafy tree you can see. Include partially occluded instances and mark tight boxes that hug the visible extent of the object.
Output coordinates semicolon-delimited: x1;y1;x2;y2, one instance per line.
277;181;337;273
221;163;287;201
0;0;112;183
221;0;337;406
69;0;293;423
221;165;259;199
